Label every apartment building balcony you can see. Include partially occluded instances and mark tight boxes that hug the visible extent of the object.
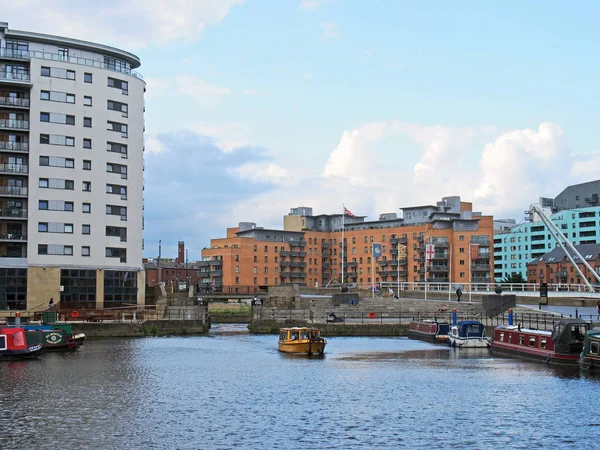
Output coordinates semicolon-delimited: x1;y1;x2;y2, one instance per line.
429;264;449;272
416;236;424;243
290;251;306;257
347;271;357;277
322;262;330;269
280;271;291;277
429;277;449;283
290;261;307;268
0;232;26;242
0;164;27;175
556;270;568;278
280;261;291;267
389;237;408;245
290;272;306;279
321;251;329;258
0;119;29;131
288;240;306;248
347;261;358;268
418;257;426;264
209;270;222;277
389;248;398;255
472;276;492;283
378;260;388;266
209;260;221;266
432;253;449;260
0;208;27;219
321;242;331;248
0;70;31;84
0;247;27;258
0;186;27;197
280;250;289;257
431;238;449;247
0;141;28;152
0;97;30;109
471;236;491;246
471;263;491;271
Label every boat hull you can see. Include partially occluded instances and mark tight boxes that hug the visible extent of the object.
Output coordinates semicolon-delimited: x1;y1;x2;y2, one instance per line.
448;337;490;349
491;342;580;367
408;321;449;343
580;356;600;372
278;340;326;355
0;344;43;361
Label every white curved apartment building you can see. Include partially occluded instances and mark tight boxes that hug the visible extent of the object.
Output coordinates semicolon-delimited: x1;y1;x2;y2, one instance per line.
0;22;145;310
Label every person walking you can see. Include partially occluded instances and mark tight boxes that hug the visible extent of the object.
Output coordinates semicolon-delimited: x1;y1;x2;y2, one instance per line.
48;297;54;310
456;287;462;302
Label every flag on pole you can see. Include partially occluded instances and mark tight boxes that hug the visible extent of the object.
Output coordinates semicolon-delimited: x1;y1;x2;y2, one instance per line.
425;244;435;261
343;206;356;218
470;244;479;261
372;243;382;259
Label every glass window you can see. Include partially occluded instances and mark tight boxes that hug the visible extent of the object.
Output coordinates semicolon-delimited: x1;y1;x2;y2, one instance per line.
38;222;48;232
82;203;91;213
84;96;92;106
82;224;91;235
84;73;92;83
83;117;92;128
83;160;91;170
82;247;90;257
83;138;92;149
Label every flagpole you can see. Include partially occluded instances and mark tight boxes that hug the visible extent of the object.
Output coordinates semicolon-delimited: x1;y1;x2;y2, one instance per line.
341;206;344;286
448;243;452;302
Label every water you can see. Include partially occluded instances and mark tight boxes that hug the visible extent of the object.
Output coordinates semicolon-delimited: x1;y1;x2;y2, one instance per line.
2;324;600;449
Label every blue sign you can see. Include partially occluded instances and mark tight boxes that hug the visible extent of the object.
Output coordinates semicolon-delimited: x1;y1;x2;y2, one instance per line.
372;243;382;259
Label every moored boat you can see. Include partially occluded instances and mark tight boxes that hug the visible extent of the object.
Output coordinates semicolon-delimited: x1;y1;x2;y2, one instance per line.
22;324;84;351
278;327;326;355
491;318;590;367
580;328;600;371
447;321;491;348
0;327;43;360
408;320;450;343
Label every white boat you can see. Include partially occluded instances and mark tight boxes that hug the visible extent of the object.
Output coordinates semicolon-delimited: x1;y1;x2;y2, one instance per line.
447;321;491;348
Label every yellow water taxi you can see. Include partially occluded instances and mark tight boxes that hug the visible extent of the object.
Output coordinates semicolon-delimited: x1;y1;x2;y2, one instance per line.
278;327;326;355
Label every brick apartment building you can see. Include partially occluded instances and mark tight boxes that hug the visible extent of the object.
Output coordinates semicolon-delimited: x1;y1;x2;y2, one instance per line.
200;196;495;291
526;243;600;285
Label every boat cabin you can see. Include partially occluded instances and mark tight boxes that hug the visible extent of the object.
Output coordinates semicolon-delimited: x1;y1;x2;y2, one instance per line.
452;321;486;339
0;327;28;352
279;328;322;342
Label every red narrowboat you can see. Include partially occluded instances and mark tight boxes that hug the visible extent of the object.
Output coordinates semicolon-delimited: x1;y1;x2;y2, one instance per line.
491;319;591;367
0;327;43;361
408;320;450;343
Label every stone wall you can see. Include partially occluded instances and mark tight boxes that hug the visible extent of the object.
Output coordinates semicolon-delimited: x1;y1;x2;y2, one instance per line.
27;267;61;310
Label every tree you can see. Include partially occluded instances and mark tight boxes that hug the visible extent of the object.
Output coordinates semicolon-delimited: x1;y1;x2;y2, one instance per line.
501;273;526;284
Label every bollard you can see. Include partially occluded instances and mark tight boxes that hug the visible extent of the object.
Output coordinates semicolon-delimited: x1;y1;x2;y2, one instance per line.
15;311;21;327
452;309;457;326
575;307;578;319
508;308;513;326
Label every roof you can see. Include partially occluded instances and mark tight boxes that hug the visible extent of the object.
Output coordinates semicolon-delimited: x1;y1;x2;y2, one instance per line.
528;243;600;265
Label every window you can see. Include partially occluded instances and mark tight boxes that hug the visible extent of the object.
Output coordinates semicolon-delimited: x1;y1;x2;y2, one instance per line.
106;226;127;242
83;138;92;149
106;204;127;219
107;99;128;117
84;73;92;83
107;77;128;94
82;246;90;257
83;117;92;128
107;142;127;157
83;96;92;106
104;57;127;72
107;121;127;137
39;156;74;168
82;181;91;192
41;66;75;80
83;160;91;170
38;222;48;232
105;247;127;263
64;224;73;234
106;184;127;199
39;178;48;188
39;134;75;146
41;67;50;77
106;163;127;179
58;47;69;60
82;224;91;235
38;244;73;255
40;90;75;103
82;203;91;213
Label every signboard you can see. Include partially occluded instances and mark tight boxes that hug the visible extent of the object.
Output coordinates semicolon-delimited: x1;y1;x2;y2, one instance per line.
372;243;382;259
539;282;548;305
59;286;64;292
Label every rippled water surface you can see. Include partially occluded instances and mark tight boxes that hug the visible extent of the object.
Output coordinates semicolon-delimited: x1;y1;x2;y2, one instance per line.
2;324;600;449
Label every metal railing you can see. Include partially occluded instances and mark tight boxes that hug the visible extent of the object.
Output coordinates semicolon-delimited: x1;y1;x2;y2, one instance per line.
0;233;26;240
0;142;28;152
0;119;29;130
0;48;144;80
0;97;30;107
0;70;30;82
0;163;28;174
0;208;27;218
0;186;28;196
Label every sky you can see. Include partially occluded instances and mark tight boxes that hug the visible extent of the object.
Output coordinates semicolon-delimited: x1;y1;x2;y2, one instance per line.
4;1;600;259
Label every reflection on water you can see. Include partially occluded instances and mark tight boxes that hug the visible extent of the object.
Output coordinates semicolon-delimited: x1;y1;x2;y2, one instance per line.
2;329;600;449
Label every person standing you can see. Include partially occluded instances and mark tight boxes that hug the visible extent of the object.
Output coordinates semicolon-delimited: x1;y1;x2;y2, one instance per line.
456;287;462;302
596;300;600;320
48;297;54;310
388;287;394;298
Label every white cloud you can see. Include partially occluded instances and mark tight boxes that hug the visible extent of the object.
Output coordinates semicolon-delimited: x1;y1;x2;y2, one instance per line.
2;0;243;49
320;22;341;40
145;134;165;154
298;0;320;11
243;89;261;96
186;121;253;151
304;73;315;80
144;78;172;99
175;75;231;105
232;163;298;185
571;153;600;177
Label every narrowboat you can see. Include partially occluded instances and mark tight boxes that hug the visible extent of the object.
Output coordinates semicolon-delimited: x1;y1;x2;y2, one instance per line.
0;327;43;360
580;328;600;372
408;320;450;343
447;321;491;348
491;318;590;367
278;327;326;355
24;327;80;352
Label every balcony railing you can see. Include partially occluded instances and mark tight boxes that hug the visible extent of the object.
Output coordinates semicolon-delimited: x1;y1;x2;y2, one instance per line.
0;142;28;152
429;264;449;272
0;70;30;82
0;208;27;218
0;186;27;196
0;249;27;258
0;97;29;108
471;236;491;245
0;119;29;130
280;250;289;257
0;164;28;174
556;270;568;278
0;48;143;80
0;233;26;240
280;261;290;267
471;264;491;271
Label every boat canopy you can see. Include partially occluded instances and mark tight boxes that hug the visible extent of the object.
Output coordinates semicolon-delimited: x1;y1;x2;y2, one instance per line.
552;319;590;354
0;327;28;351
455;321;485;338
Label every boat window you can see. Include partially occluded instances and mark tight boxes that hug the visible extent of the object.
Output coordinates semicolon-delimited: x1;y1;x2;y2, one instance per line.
591;342;600;355
311;331;320;339
529;337;536;347
280;332;287;340
508;334;512;343
0;335;6;350
540;339;547;349
300;330;308;340
519;335;524;345
290;331;299;341
499;332;504;342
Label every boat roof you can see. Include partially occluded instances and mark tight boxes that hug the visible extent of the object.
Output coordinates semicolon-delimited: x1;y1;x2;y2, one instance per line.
495;325;552;335
279;327;320;331
456;321;484;326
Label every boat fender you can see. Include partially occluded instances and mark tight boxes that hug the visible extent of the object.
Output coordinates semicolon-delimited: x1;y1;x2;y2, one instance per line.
71;310;79;318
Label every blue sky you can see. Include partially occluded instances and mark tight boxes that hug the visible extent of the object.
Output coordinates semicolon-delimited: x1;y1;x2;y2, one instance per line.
4;1;600;258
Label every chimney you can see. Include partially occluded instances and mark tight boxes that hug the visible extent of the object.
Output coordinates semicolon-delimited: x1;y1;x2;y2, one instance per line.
177;241;185;264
